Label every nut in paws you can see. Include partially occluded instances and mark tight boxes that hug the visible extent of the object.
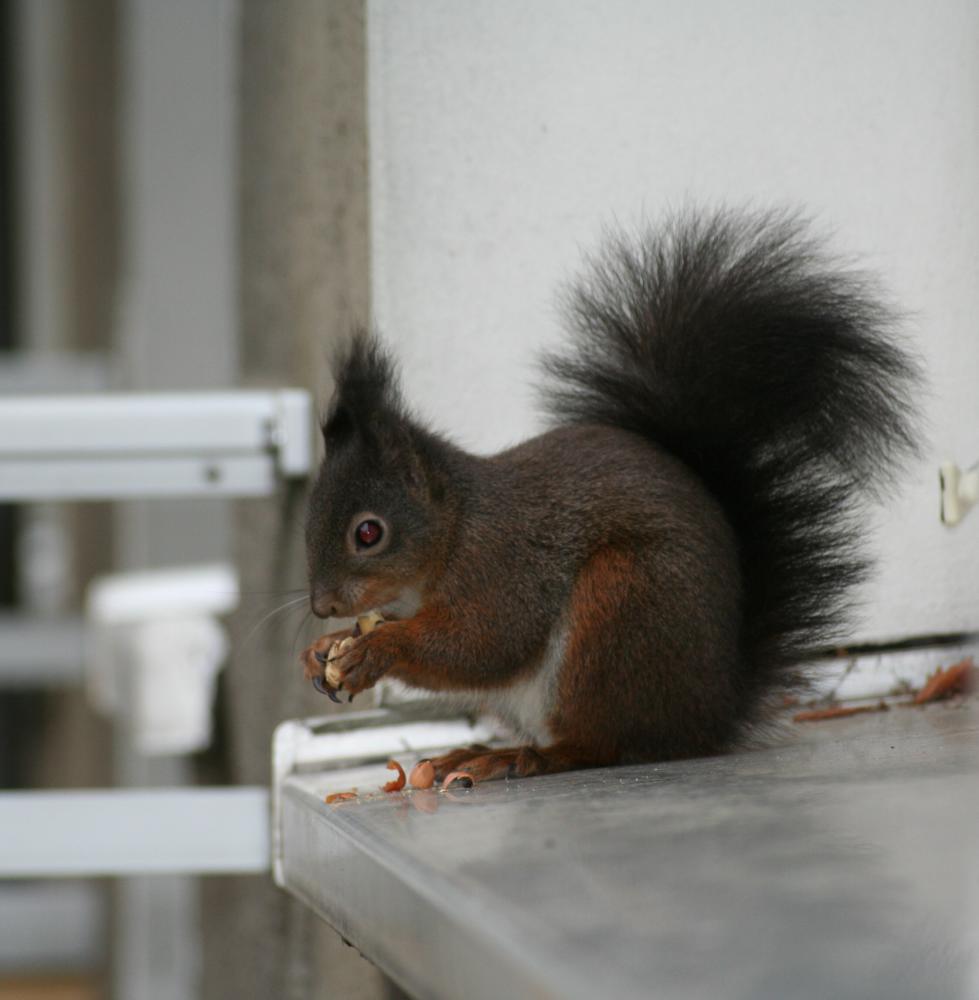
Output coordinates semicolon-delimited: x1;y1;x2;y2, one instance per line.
325;632;386;697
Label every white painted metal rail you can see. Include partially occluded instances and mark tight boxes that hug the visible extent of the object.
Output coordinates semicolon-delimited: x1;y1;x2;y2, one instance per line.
0;788;270;877
0;389;313;500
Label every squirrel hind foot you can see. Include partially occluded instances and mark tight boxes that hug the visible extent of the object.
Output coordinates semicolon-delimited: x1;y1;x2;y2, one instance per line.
429;742;609;785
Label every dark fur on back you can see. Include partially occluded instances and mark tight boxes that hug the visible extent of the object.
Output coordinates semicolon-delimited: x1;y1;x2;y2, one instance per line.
542;209;921;710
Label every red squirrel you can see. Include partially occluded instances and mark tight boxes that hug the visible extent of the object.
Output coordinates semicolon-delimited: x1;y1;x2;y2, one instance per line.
300;209;920;783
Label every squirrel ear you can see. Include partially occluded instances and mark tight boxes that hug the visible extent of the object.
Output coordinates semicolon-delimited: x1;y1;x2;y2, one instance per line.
322;395;356;444
324;330;402;446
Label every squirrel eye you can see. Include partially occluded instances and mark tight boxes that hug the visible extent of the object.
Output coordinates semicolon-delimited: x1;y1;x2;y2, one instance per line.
355;519;383;548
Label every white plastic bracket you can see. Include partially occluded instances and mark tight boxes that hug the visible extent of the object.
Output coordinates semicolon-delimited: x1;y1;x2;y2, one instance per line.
86;564;239;755
940;461;979;526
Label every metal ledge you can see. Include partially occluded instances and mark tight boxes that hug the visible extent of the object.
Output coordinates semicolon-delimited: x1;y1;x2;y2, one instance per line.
274;701;979;1000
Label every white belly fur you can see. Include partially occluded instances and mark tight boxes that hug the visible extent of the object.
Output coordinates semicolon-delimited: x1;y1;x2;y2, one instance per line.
381;598;569;746
456;617;568;745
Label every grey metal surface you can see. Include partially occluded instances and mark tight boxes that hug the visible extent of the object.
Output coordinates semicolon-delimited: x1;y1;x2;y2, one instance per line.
277;700;979;1000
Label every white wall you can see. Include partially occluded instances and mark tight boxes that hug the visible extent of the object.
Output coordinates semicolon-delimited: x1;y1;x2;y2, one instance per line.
367;0;979;642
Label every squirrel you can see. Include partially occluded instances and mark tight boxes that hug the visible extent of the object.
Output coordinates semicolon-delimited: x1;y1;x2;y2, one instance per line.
300;208;921;784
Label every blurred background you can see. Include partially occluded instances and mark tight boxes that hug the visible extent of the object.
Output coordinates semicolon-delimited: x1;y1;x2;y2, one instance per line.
1;2;374;998
0;1;976;998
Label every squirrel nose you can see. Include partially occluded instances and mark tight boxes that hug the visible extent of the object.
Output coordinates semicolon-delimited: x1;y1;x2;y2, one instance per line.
310;587;339;619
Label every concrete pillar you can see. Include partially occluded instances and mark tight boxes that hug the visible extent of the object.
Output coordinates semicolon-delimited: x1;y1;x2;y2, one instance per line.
200;4;385;998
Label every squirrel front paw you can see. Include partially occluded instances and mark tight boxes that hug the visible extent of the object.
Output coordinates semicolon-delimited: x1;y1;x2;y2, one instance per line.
323;631;391;699
300;629;354;703
300;613;390;703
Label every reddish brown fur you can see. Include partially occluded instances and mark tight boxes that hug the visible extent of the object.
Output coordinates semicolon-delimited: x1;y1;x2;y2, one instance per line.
552;547;638;763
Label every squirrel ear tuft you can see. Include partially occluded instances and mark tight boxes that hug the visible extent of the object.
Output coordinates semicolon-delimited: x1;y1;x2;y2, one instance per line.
323;330;403;443
322;398;355;441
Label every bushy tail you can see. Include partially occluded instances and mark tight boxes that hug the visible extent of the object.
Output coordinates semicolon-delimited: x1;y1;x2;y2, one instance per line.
543;208;921;700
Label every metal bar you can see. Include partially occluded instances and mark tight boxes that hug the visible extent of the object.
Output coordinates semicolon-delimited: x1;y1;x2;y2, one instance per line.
0;454;275;501
0;788;270;877
0;389;311;462
0;388;313;499
0;614;85;686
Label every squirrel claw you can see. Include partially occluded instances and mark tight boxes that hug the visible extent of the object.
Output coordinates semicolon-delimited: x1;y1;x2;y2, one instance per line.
312;675;342;703
314;650;328;666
